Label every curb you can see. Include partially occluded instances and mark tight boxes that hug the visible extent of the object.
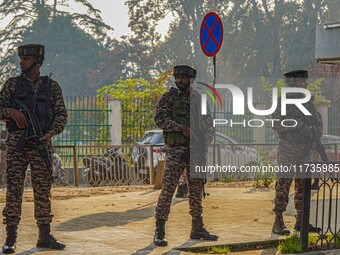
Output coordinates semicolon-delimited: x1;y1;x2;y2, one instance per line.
174;239;280;253
174;240;340;254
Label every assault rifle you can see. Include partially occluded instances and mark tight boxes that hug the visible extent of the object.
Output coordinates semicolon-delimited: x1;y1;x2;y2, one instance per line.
16;100;54;182
180;128;208;197
303;116;328;189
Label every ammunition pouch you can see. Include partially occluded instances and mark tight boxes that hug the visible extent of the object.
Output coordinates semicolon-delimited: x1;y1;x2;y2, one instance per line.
164;132;189;146
279;128;311;143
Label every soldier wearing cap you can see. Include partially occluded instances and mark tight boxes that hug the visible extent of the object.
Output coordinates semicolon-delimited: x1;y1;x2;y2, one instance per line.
153;65;218;246
271;70;322;235
0;44;67;253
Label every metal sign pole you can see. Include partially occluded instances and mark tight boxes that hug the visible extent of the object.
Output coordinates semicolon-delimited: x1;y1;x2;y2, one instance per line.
213;55;217;181
199;11;223;181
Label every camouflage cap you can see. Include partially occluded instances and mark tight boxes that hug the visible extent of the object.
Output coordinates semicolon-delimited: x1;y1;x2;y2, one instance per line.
284;70;308;79
173;65;197;78
18;44;45;57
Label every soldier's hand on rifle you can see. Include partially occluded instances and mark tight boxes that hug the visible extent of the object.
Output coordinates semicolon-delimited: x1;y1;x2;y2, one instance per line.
180;125;198;141
9;108;27;129
40;132;52;143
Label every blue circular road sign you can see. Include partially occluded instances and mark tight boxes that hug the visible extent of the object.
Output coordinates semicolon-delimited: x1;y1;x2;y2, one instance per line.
200;12;224;57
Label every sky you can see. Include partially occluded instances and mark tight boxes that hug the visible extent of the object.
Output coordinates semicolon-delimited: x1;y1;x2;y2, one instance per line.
64;0;173;39
0;0;173;39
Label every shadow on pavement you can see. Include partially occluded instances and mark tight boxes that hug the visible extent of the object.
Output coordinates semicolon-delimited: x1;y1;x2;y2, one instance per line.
130;243;157;255
57;202;156;231
131;238;211;255
16;247;57;255
57;198;188;232
139;190;159;196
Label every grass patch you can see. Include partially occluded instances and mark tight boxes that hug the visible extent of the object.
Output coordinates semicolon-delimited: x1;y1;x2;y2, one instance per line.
220;177;237;183
327;234;340;246
253;149;276;188
308;233;340;247
207;246;231;254
278;232;302;254
279;232;340;253
253;172;275;188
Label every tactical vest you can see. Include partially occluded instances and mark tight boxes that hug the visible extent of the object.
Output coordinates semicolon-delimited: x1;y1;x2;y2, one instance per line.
279;99;317;143
164;88;204;145
7;75;53;133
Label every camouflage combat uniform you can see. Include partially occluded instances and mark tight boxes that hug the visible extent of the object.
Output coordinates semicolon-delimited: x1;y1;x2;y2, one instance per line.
272;96;322;216
0;74;67;227
154;88;213;221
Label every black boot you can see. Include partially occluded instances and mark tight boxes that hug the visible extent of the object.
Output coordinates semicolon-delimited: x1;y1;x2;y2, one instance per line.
2;225;17;254
272;213;290;235
190;217;218;241
294;214;321;233
36;224;65;250
153;219;167;246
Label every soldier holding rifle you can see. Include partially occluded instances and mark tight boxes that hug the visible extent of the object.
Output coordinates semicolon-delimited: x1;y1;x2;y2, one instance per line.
0;44;67;253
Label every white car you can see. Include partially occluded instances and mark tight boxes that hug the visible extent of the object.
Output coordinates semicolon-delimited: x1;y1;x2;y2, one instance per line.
207;133;260;180
131;129;165;183
132;129;260;182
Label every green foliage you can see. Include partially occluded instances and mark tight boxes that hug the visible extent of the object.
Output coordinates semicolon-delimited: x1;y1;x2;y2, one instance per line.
307;79;331;107
278;232;340;253
260;76;330;107
207;246;231;254
308;233;340;247
261;77;286;98
220;177;238;183
19;15;110;96
96;72;169;143
125;0;338;91
278;232;302;254
253;149;276;188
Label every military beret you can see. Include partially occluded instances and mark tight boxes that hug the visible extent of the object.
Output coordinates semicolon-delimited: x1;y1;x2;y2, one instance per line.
173;65;197;78
284;70;308;79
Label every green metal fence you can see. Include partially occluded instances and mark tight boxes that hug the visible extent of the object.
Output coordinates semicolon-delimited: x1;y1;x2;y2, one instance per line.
328;101;340;137
121;97;156;144
0;96;111;145
53;96;111;146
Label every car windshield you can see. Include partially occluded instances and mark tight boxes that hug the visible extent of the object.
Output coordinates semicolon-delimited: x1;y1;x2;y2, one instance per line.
214;134;237;145
139;133;163;144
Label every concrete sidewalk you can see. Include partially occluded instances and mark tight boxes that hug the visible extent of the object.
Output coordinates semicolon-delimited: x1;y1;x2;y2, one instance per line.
0;185;300;254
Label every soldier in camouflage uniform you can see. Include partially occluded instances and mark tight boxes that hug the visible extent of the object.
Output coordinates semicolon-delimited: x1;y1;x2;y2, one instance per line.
153;65;218;246
272;70;322;235
0;44;67;253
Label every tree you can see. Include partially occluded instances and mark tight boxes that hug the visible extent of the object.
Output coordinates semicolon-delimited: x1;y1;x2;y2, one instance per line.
19;14;110;95
126;0;208;80
0;0;112;85
96;71;170;143
125;0;338;86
